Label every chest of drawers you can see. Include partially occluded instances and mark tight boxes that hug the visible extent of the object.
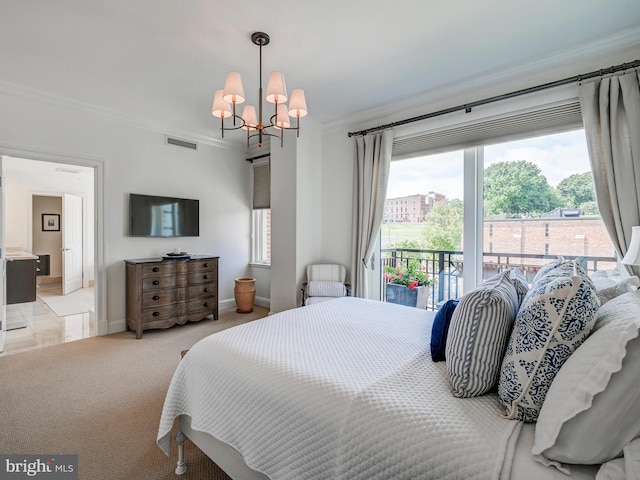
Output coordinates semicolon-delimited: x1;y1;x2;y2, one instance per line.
125;256;219;338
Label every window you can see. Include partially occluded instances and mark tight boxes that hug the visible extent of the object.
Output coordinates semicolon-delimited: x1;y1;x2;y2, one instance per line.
382;127;616;308
483;130;615;282
252;209;271;265
252;161;271;265
382;150;465;304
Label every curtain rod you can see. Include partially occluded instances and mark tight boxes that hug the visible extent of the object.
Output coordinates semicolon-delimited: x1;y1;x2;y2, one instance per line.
347;59;640;138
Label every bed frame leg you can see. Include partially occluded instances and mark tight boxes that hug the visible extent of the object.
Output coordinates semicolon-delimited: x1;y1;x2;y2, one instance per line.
175;429;187;475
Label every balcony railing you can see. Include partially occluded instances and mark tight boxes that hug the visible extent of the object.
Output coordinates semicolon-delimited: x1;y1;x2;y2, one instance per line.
381;248;617;310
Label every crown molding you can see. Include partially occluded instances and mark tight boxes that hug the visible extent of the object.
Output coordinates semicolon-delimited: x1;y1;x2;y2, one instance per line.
0;80;244;151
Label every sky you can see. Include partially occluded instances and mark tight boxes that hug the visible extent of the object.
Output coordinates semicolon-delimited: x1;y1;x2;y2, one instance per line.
385;129;591;201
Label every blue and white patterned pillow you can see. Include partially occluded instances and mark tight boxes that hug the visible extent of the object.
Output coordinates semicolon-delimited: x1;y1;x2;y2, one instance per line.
446;270;519;397
498;261;599;422
531;256;565;285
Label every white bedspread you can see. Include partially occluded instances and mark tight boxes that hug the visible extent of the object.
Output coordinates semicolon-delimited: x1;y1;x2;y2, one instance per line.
157;297;521;479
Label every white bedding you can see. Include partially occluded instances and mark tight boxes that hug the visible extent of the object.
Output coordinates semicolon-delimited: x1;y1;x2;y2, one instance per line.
157;297;544;479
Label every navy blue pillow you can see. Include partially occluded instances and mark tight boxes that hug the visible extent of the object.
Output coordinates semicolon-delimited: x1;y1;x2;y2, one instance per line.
430;299;459;362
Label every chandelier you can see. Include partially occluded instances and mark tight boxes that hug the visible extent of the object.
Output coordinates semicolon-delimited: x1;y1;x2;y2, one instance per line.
211;32;308;148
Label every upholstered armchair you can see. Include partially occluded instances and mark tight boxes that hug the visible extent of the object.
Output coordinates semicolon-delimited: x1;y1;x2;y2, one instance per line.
301;264;351;306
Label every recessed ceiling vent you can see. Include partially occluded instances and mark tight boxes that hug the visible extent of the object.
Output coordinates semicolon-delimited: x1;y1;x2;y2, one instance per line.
166;136;198;150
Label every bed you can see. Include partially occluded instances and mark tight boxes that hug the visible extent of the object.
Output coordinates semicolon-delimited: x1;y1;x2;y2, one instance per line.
157;288;638;480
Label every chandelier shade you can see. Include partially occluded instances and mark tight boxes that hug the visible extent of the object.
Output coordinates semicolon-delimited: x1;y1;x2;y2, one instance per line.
211;31;307;148
222;72;246;105
266;72;287;104
288;89;308;118
211;90;232;118
241;105;258;131
274;103;291;129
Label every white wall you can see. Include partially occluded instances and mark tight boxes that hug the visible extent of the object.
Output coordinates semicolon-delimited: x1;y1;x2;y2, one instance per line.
0;89;251;333
32;196;62;277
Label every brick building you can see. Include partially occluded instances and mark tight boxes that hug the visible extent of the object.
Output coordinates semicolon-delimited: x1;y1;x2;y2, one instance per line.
384;192;445;223
484;217;617;270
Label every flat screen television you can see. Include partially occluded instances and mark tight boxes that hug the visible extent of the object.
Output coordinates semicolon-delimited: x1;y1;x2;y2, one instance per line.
129;193;199;237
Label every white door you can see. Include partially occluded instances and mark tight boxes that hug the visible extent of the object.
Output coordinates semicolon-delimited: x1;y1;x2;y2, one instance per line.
62;193;83;295
0;156;6;352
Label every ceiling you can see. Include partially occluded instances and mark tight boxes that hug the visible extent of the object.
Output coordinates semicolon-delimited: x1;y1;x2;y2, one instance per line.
1;1;640;147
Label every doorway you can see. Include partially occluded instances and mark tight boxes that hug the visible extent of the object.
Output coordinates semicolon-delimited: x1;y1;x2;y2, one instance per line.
1;156;100;355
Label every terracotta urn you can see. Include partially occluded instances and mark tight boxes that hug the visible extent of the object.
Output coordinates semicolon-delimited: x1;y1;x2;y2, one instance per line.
234;277;256;313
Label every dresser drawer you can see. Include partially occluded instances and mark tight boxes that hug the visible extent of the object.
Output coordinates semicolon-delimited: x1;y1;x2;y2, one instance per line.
187;283;215;299
141;304;176;323
142;275;177;291
142;262;175;276
187;271;215;285
142;289;176;308
187;298;216;314
188;259;216;273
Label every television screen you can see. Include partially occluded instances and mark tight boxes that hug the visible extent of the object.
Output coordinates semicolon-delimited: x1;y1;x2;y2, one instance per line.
129;193;199;237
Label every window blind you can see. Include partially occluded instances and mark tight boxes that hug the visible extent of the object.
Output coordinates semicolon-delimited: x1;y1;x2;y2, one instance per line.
392;101;583;159
253;162;270;209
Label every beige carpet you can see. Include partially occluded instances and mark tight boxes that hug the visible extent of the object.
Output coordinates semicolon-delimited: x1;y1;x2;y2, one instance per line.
0;307;268;480
39;287;95;316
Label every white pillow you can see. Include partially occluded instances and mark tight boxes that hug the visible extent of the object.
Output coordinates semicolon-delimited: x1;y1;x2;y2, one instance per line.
597;276;639;304
446;270;519;397
589;269;624;290
504;268;529;306
498;260;600;422
533;291;640;467
307;280;346;298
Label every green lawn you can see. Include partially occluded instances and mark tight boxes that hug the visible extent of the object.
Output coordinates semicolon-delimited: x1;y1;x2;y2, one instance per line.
380;222;424;248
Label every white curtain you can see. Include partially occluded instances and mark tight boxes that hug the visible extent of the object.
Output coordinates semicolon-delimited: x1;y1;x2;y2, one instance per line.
579;68;640;277
351;130;393;298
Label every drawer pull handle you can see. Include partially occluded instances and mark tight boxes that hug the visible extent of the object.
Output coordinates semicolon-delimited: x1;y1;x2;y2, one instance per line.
153;295;160;300
153;311;160;317
203;288;209;293
204;263;208;267
204;302;209;307
152;280;160;285
203;274;209;280
152;267;160;272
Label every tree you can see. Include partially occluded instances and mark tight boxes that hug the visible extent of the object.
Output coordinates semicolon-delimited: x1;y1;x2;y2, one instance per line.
484;160;561;217
421;199;464;251
556;172;595;208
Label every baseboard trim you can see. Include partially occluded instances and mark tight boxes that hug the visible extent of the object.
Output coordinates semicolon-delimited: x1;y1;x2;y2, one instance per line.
108;297;271;335
220;296;270;312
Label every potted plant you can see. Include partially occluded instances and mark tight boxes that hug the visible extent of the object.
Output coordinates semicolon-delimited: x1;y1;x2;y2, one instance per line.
384;261;433;309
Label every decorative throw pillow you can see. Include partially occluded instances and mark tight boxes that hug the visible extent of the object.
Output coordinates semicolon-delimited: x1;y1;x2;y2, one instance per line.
430;299;459;362
498;260;599;422
307;280;346;298
531;256;565;285
446;271;519;397
532;291;640;467
504;268;529;306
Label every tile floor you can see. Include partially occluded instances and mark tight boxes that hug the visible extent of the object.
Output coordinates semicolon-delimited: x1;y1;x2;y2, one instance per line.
1;284;94;357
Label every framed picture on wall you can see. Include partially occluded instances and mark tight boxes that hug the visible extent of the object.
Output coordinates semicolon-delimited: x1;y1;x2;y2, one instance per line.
42;213;60;232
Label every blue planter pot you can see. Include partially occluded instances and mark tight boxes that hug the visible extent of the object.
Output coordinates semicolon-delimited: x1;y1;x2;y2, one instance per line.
386;283;428;308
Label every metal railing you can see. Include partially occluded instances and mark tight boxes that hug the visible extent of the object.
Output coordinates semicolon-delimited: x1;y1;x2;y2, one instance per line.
381;248;618;310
